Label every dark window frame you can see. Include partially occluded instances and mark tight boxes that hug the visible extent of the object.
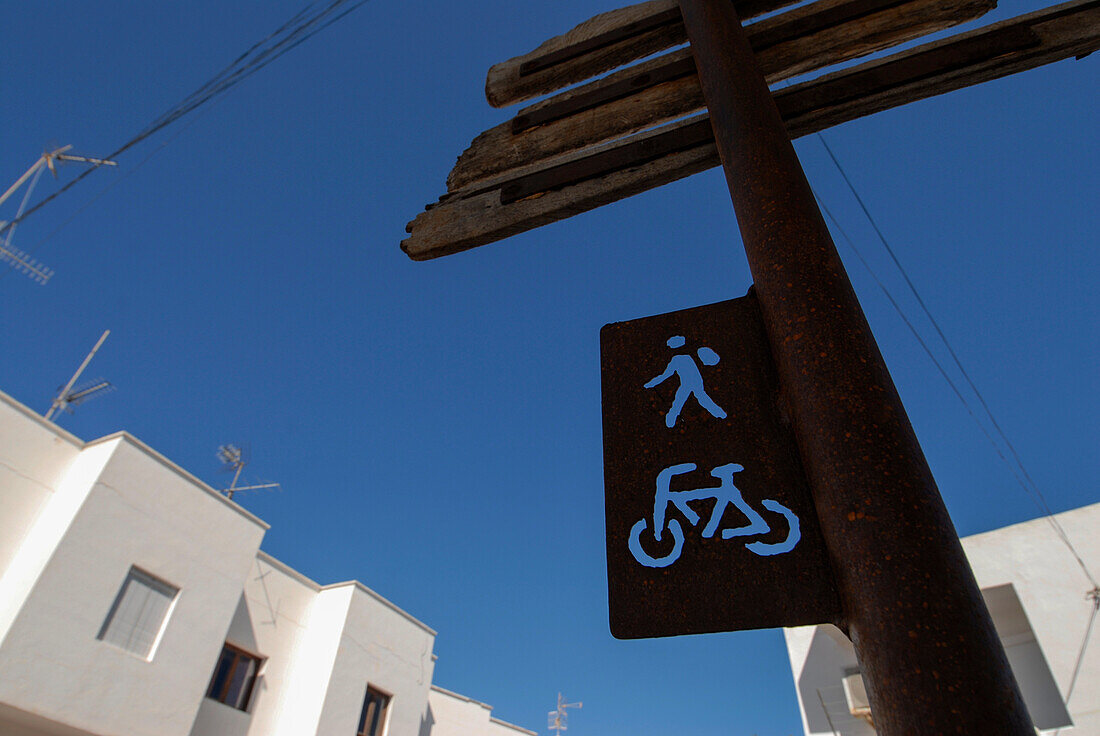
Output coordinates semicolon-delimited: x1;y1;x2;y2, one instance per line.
357;685;391;736
205;642;263;712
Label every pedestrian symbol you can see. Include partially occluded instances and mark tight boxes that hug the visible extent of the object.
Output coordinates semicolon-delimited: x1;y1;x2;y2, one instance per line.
644;336;727;427
601;293;839;638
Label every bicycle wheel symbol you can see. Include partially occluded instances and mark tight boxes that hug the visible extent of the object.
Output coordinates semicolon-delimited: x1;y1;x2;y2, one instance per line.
628;518;685;568
627;462;801;567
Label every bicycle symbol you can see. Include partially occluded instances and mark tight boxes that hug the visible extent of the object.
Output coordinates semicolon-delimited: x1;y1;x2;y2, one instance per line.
628;462;801;567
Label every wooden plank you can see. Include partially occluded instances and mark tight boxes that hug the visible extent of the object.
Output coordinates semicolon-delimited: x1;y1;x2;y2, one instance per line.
404;0;1100;260
779;0;1099;132
451;0;997;191
405;117;719;260
499;118;714;204
485;0;800;108
458;47;702;191
518;6;683;77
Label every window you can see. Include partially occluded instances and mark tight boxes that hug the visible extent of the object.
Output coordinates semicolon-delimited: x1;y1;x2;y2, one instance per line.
205;643;262;711
97;567;178;659
357;686;391;736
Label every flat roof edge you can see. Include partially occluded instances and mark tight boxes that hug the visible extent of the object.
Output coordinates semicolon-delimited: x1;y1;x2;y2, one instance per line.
87;431;269;530
430;685;492;709
255;550;321;591
321;580;437;636
429;687;537;735
0;389;84;448
489;716;539;736
961;500;1100;544
1;389;267;530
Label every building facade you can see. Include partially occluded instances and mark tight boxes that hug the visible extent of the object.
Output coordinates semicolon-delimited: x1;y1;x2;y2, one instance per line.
0;390;534;736
784;502;1099;735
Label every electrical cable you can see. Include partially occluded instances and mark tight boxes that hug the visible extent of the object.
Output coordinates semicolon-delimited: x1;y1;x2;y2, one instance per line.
817;188;1100;718
812;190;1057;524
0;92;227;284
0;0;371;241
814;132;1096;588
1052;590;1099;736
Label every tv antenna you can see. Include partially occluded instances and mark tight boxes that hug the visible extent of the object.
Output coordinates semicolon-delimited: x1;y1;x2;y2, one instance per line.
217;443;280;500
547;693;581;736
46;330;114;422
1;145;117;284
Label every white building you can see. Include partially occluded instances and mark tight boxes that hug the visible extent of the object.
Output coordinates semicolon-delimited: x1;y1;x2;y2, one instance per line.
0;389;535;736
784;502;1099;735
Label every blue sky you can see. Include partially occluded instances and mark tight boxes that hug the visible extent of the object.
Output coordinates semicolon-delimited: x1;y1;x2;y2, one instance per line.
2;2;1097;734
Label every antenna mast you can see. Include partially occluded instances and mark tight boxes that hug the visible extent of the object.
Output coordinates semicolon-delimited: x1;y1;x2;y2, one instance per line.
217;444;280;500
46;330;113;421
547;693;581;736
1;146;117;284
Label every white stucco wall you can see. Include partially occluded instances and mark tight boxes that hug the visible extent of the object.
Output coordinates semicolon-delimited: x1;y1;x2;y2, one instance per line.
260;582;355;736
0;439;112;650
313;583;438;736
486;718;537;736
195;552;348;736
428;687;537;736
785;503;1100;735
0;393;83;571
188;592;267;735
192;561;442;736
0;434;268;736
0;392;86;640
0;389;535;736
963;505;1099;734
239;553;330;736
189;696;254;736
429;687;495;736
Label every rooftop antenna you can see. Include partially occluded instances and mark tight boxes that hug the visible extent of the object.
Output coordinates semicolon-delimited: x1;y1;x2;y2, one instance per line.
1;146;117;284
547;693;581;736
46;330;113;421
217;443;280;500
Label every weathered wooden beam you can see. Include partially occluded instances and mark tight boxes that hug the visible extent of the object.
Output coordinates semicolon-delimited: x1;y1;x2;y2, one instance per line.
452;0;997;191
779;0;1099;131
404;0;1100;260
406;116;718;260
485;0;800;108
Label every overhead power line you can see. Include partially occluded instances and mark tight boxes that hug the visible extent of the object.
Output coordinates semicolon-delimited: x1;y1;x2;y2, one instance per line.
1053;588;1099;736
0;0;371;241
0;82;229;285
813;132;1096;589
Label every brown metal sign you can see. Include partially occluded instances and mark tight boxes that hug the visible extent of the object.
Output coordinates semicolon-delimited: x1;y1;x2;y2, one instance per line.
601;291;839;638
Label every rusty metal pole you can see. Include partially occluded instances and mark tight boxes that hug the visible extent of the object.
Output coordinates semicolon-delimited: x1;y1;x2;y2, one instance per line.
675;0;1033;733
